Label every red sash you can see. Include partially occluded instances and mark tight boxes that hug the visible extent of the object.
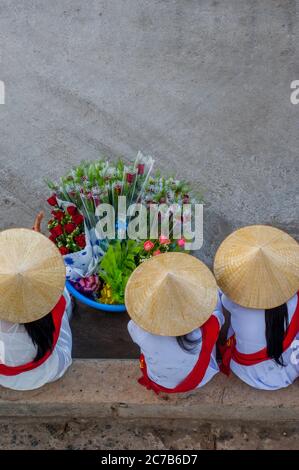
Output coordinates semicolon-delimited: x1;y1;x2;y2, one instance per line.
0;296;66;376
220;293;299;376
138;315;220;394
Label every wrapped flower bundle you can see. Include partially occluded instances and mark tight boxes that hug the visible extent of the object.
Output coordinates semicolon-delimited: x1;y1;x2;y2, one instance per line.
47;197;86;255
46;152;202;307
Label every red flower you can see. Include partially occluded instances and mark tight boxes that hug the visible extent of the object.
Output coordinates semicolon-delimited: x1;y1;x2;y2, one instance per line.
153;250;161;256
75;234;86;248
50;225;63;239
126;172;136;184
52;210;64;222
137;163;145;175
47;194;58;207
67;205;77;216
72;214;84;226
59;246;70;255
49;235;56;243
64;223;76;234
143;240;154;252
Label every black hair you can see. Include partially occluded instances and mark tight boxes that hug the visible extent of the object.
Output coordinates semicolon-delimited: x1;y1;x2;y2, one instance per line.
176;335;201;353
265;303;288;366
24;313;55;362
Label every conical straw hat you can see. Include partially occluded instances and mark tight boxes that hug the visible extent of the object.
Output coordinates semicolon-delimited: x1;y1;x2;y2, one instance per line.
214;225;299;309
125;252;218;336
0;228;66;323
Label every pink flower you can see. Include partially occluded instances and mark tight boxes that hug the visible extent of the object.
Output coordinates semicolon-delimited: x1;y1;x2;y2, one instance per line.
159;235;170;245
143;240;154;251
153;250;161;256
74;275;100;296
177;238;185;247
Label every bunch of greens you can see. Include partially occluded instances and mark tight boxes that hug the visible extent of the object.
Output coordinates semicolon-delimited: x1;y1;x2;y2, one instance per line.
98;240;142;304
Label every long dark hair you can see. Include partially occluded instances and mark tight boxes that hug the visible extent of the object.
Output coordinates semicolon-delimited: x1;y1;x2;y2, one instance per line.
24;313;55;362
265;303;288;366
176;335;201;353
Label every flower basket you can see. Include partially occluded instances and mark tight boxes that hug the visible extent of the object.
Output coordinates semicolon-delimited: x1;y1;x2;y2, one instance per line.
46;152;203;311
66;280;126;312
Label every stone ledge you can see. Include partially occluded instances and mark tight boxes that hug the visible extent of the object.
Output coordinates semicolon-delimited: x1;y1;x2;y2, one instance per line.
0;359;299;422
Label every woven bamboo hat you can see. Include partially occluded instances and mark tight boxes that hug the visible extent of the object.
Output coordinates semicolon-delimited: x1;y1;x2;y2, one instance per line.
0;228;66;323
125;252;218;336
214;225;299;309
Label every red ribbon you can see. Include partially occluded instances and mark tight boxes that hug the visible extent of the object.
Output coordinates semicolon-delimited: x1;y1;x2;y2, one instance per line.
138;315;220;394
0;296;66;376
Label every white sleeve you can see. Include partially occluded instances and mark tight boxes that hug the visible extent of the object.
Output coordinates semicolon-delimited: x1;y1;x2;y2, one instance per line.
127;320;150;348
221;294;235;313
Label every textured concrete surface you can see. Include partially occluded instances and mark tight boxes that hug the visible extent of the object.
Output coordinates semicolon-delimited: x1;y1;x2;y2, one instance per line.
1;359;299;449
1;418;299;450
1;359;299;422
0;0;298;264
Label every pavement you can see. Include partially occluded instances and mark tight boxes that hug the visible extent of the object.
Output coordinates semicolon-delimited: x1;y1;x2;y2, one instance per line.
1;359;299;449
1;417;299;450
0;0;298;265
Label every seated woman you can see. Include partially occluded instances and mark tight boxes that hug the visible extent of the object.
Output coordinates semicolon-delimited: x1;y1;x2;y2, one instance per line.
214;225;299;390
0;218;72;390
125;252;224;394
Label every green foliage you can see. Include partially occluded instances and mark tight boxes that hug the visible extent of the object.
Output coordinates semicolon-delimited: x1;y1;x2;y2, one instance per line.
99;240;142;304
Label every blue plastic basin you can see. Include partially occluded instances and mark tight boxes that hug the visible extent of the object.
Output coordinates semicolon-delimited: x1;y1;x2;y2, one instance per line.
66;280;126;312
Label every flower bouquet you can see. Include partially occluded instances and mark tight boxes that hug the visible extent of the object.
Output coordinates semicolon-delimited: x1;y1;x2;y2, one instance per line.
46;152;202;311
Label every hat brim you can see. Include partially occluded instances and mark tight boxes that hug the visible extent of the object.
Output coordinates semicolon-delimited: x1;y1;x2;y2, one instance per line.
0;228;66;323
214;225;299;309
125;252;218;336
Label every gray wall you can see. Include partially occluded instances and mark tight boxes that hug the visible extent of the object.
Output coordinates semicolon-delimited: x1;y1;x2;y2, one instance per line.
0;0;298;264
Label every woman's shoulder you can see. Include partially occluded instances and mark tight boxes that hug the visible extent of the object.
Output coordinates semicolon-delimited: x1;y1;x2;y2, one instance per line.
127;320;175;350
127;320;151;342
221;294;260;317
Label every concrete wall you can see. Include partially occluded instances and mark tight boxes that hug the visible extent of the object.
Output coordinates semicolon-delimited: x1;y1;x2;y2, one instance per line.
0;0;298;263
